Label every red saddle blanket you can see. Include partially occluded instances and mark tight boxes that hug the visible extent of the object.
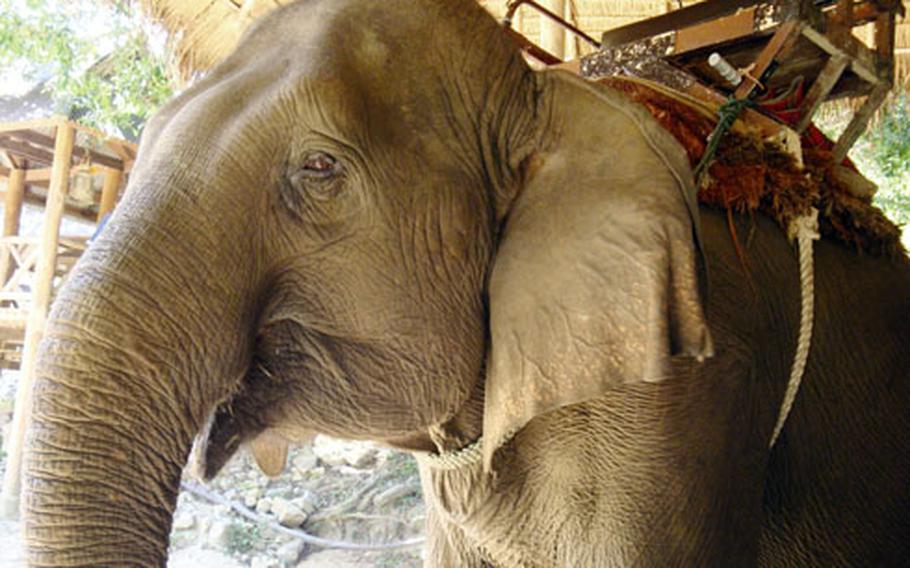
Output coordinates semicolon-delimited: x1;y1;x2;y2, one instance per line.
600;76;904;258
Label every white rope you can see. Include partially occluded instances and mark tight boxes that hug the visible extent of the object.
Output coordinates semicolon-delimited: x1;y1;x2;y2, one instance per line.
770;208;821;447
414;438;484;471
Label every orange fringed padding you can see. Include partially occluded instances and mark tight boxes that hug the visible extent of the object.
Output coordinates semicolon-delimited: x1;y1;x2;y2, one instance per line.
599;77;906;258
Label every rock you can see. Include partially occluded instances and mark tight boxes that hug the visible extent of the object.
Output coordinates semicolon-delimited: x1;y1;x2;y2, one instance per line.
244;487;262;508
168;545;244;568
196;518;212;540
276;540;305;563
251;556;279;568
312;437;347;467
0;519;24;567
291;491;318;515
296;550;362;567
345;447;377;468
256;497;272;515
206;520;231;548
271;497;308;527
0;395;13;416
312;436;377;468
266;485;293;498
171;512;195;531
292;448;318;472
1;421;12;453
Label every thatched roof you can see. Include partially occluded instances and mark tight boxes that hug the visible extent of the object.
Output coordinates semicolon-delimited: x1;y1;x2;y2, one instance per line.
139;0;910;85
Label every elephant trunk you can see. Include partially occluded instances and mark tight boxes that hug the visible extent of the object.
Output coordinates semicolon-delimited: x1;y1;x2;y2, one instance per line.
22;182;257;566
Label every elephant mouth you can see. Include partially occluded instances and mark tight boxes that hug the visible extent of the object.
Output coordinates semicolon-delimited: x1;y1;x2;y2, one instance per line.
190;314;484;479
190;324;301;480
191;403;247;480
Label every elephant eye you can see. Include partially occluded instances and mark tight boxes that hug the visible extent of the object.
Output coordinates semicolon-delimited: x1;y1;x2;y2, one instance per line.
286;151;344;205
299;151;340;180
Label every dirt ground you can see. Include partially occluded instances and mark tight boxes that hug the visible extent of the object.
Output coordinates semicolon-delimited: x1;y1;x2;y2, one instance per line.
0;424;425;567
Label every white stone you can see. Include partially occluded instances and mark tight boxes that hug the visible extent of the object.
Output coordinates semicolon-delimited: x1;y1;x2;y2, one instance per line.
277;540;306;563
171;512;195;531
296;550;362;567
251;556;279;568
255;497;272;515
291;491;319;515
168;545;244;568
244;487;262;508
206;520;231;548
312;436;377;468
196;517;212;540
292;450;318;472
271;497;308;527
345;447;377;468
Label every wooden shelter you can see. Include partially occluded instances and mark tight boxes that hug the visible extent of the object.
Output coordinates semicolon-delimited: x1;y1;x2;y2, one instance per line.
0;117;134;517
140;0;910;84
0;117;135;366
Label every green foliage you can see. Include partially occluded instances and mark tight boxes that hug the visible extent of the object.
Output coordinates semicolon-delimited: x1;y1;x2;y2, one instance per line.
865;94;910;180
818;95;910;228
224;522;261;554
854;95;910;227
0;0;177;139
374;551;420;567
384;452;418;481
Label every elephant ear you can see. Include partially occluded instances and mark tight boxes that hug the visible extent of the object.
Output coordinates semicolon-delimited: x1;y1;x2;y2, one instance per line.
483;71;713;469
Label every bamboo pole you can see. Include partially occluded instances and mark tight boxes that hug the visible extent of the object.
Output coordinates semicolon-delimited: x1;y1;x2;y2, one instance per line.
97;167;122;222
0;168;27;285
539;0;566;60
514;2;525;34
0;122;75;519
564;1;576;60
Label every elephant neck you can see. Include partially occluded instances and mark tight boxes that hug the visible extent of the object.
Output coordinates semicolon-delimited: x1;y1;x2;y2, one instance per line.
428;375;485;454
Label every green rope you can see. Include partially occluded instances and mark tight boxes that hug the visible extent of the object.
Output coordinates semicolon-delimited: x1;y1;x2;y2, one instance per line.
693;97;755;183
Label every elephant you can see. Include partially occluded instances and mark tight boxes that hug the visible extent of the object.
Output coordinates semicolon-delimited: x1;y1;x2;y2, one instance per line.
20;0;910;566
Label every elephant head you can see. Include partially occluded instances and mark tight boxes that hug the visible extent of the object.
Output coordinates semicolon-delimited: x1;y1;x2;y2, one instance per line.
23;0;711;564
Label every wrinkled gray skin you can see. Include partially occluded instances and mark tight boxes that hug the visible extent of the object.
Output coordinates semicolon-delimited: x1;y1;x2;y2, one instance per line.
22;0;910;566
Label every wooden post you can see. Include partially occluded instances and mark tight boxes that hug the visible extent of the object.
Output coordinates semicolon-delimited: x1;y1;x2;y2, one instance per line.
795;54;849;133
0;122;75;519
833;83;890;163
875;10;896;84
563;2;576;60
0;168;26;285
97;167;122;222
734;20;803;100
514;2;525;34
875;11;896;58
832;0;854;45
539;0;566;60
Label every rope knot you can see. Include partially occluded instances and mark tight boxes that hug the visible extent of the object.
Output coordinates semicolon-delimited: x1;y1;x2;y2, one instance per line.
694;97;757;182
788;208;821;242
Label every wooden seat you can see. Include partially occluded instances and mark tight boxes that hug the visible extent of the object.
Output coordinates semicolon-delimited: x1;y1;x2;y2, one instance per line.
589;0;901;161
